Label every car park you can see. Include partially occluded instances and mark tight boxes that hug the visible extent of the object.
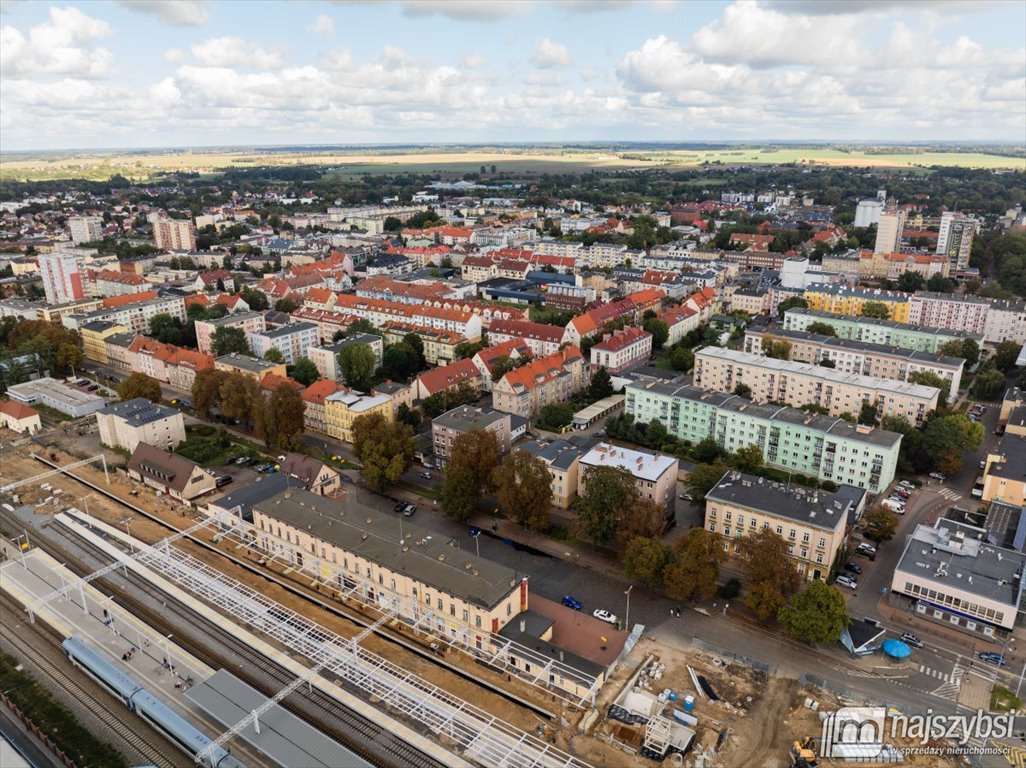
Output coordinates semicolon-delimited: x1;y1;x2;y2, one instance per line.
561;595;582;610
592;609;617;624
844;562;863;575
979;652;1007;666
856;543;877;560
901;633;924;648
898;480;914;489
893;488;910;498
835;574;858;589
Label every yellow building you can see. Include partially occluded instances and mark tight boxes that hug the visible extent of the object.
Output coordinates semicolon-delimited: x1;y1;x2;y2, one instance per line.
381;321;464;366
803;286;911;323
981;430;1025;506
213;353;286;383
324;389;394;443
80;320;128;364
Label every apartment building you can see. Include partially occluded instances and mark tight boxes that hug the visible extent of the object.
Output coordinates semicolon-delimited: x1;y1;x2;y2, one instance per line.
80;320;129;364
492;347;586;419
323;388;393;443
821;250;949;279
432;405;511;468
517;438;588;509
330;295;483;340
95;398;186;453
195;311;267;356
908;292;990;337
694;347;939;425
659;304;701;347
743;326;964;404
249;322;319;366
307;334;384;382
937;211;977;271
471;339;533;391
891;519;1023;640
803;285;911;322
290;307;363;344
488;319;571;357
68;215;103;245
379;321;463;366
214;353;286;382
589;327;652;374
38;251;86;304
706;471;866;581
91;269;150;298
578;443;678;517
984;300;1026;344
413;358;484;401
626;381;902;493
64;295;187;336
873;209;906;254
782;308;983;354
152;216;197;251
981;431;1025;506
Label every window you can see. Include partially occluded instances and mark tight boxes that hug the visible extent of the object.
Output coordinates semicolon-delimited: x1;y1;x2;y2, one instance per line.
475;616;482;628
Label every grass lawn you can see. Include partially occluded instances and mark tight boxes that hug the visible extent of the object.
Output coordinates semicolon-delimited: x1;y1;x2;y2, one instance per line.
990;684;1023;713
176;424;263;467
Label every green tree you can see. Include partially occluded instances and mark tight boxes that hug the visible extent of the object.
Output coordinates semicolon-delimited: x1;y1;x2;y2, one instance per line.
352;413;415;491
345;318;381;337
861;301;890;319
536;402;575;431
622;536;670;588
442;429;501;521
492;450;553;531
662;527;724;601
938;338;980;367
211;326;250;356
291;356;319;386
862;505;899;543
729;444;763;474
666;346;694;372
589;367;615;400
922;413;983;475
259;383;305;451
574;465;638;546
240;286;269;310
337;343;376;391
453;339;487;359
490;355;515;382
402;332;427;369
693;438;725;463
274;298;298;313
777;296;808;317
742;528;801;622
382;343;420;380
116;372;162;403
615;498;667;552
685;460;729;507
858;401;879;426
762;336;792;360
191;369;227;419
396;403;421;428
805;322;837;336
263;348;285;364
993;340;1021;373
421;391;448;419
55;343;82;376
733;382;752;398
219;373;260;425
972;366;1006;400
896;271;926;292
926;274;955;293
643;317;670;350
778;580;849;644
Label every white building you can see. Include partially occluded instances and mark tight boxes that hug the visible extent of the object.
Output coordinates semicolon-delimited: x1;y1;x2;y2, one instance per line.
578;443;679;516
249;322;319;365
873;209;906;255
68;216;103;245
38;251;86;304
936;212;977;272
854;199;884;228
95;398;186;453
152;216;197;251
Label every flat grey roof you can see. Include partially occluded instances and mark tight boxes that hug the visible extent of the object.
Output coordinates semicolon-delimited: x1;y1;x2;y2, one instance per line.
215;353;279;373
988;433;1025;484
252;488;519;610
785;307;983;340
258;322;318;339
432;405;508;432
518;439;586;471
706;470;863;532
203;310;264;326
895;519;1025;608
209;473;290;522
747;326;965;369
186;669;371;768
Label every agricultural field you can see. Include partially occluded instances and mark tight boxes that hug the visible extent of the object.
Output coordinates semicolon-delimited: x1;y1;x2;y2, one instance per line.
1;145;1023;182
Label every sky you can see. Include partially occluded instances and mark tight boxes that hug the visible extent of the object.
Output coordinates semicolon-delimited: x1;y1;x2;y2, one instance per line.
1;0;1024;151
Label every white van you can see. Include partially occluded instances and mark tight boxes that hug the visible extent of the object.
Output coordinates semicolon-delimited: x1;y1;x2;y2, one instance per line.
881;499;905;514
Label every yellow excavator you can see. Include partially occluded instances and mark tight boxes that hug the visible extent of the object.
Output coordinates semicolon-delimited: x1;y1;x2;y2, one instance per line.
790;737;818;767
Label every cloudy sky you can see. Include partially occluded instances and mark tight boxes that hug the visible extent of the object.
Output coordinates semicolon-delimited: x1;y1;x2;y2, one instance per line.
1;0;1024;151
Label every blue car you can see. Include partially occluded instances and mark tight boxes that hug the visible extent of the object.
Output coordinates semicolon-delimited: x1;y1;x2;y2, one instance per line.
979;652;1007;666
561;595;582;611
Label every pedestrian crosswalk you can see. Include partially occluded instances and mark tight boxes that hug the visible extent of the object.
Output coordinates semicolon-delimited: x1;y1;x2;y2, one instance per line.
930;660;965;701
999;742;1026;768
918;663;952;681
937;488;962;501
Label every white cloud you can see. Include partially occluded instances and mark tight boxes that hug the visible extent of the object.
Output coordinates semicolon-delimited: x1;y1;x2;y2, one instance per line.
116;1;208;26
531;38;572;69
400;1;532;21
307;14;335;36
0;6;113;78
462;54;488;68
191;37;284;69
164;48;186;63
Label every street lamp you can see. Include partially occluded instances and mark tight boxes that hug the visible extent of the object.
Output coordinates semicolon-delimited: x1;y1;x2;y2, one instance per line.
469;526;481;557
624;585;633;632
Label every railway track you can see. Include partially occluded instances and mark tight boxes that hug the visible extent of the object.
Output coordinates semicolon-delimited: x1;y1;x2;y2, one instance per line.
0;592;186;768
3;505;448;768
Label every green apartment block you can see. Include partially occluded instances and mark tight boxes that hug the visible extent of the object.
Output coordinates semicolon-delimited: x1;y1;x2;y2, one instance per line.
625;382;901;494
782;308;983;354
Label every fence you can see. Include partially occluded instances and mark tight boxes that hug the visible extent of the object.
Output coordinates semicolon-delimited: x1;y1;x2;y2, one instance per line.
0;692;77;768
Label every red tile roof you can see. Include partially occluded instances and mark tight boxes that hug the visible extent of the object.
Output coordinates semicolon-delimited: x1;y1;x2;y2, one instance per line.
593;326;650;352
301;378;341;405
415;358;481;396
497;346;582;392
489;319;567;344
0;399;39;420
101;290;159;309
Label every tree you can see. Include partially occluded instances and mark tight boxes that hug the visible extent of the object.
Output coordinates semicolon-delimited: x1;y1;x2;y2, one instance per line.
861;301;890;319
442;429;501;521
805;322;837;336
589;367;614;400
858;401;879;426
492;451;553;531
116;372;162;403
693;438;725;463
382;344;420;380
643;317;669;350
219;373;260;425
615;498;667;552
291;356;319;386
666;346;694;372
211;326;250;356
536;402;575;431
862;504;899;543
662;528;724;601
778;580;849;644
938;338;980;367
993;340;1021;373
402;333;427;369
192;369;227;418
926;274;955;293
55;343;82;376
729;444;763;474
396;403;421;428
421;392;448;419
453;339;487;360
733;382;752;398
344;318;381;337
971;366;1006;400
685;460;729;507
240;287;269;310
896;271;926;292
923;412;983;474
352;413;415;491
762;336;792;360
622;537;670;588
574;465;638;546
336;344;376;391
274;298;298;313
263;348;285;364
742;528;801;622
259;383;305;451
777;296;808;317
908;370;949;405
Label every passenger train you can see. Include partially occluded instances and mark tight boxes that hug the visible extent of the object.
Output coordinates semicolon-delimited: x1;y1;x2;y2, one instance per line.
62;636;244;768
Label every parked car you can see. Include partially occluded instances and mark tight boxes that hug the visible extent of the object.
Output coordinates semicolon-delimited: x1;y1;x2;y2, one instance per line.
894;489;910;499
980;460;987;469
929;472;946;481
402;503;417;517
561;595;582;610
856;543;877;560
679;493;694;501
215;476;233;488
898;480;915;489
394;501;406;513
592;609;617;624
844;562;863;575
979;652;1007;666
419;472;432;480
835;574;858;589
901;633;924;648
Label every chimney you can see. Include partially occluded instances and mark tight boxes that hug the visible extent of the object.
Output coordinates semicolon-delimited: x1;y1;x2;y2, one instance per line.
520;618;526;633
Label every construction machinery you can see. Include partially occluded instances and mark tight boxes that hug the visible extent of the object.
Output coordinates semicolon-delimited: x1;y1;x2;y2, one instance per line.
790;737;818;767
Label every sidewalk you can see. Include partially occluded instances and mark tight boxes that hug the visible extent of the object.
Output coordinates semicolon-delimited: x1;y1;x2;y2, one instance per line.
875;596;1012;658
